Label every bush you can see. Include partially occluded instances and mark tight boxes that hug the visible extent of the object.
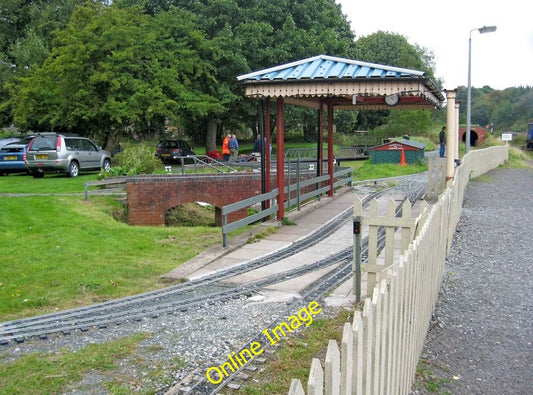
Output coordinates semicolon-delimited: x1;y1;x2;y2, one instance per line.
165;203;215;227
102;143;162;177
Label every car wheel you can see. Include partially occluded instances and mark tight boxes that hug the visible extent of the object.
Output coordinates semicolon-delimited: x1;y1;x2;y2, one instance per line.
68;161;79;177
31;171;44;178
102;158;111;172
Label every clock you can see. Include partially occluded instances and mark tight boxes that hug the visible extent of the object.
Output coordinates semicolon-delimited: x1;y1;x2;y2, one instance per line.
385;94;399;106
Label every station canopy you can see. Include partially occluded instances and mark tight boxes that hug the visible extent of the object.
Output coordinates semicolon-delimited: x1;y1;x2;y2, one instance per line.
237;54;445;110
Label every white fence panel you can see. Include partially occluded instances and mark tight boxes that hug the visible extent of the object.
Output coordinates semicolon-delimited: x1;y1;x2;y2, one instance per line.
288;145;509;395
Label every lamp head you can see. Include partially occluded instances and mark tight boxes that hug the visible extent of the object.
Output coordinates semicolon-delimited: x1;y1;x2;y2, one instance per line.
478;25;497;34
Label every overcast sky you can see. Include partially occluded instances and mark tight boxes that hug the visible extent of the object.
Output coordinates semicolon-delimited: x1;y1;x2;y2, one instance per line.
336;0;533;90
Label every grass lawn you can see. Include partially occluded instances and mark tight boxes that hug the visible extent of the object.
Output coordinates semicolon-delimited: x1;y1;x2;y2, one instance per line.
0;173;220;321
0;172;98;194
346;160;428;181
0;333;153;394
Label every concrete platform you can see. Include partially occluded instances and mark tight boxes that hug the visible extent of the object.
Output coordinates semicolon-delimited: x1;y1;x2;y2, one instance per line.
162;184;420;306
185;189;356;280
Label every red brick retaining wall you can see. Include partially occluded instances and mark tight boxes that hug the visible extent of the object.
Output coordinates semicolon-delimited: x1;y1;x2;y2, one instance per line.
127;172;322;226
127;173;262;226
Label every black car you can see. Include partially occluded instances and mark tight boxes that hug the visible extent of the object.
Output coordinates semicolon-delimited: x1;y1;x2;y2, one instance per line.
155;139;196;163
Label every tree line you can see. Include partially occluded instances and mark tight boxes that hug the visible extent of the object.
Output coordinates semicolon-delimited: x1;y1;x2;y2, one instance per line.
455;86;533;133
1;0;530;151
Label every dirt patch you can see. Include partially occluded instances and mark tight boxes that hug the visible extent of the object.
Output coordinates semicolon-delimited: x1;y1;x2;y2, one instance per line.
165;202;216;227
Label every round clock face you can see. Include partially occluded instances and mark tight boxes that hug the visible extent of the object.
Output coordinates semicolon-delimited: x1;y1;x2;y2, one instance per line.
385;94;399;106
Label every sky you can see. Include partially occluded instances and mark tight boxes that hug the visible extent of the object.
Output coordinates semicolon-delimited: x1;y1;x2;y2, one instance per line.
336;0;533;90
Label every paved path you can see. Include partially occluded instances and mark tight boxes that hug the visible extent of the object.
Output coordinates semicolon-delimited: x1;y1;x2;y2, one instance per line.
415;167;533;394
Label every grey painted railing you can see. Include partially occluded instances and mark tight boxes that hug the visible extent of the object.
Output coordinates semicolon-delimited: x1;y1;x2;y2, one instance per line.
221;166;352;246
221;188;279;247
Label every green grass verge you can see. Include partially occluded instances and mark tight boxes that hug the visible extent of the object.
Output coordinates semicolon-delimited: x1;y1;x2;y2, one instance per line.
0;333;154;394
345;160;428;181
502;145;533;169
0;195;220;320
233;309;353;394
413;359;452;394
0;173;222;321
0;172;99;194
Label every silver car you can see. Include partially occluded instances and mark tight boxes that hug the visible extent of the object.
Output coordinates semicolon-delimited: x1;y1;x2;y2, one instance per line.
25;134;111;178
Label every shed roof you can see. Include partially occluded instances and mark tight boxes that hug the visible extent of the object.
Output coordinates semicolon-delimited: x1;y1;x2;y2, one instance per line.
237;55;444;110
372;139;426;150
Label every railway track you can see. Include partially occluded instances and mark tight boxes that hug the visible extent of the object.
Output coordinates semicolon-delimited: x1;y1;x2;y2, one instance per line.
178;173;427;394
0;173;427;393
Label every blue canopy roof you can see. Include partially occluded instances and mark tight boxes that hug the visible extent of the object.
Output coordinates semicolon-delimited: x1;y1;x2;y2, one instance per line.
237;55;445;107
238;55;425;82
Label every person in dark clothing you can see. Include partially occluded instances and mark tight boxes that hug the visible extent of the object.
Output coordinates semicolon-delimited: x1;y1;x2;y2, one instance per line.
253;135;262;153
439;126;446;157
229;134;239;162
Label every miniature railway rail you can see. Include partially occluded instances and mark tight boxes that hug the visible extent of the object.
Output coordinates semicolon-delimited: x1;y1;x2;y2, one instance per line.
0;174;425;347
177;174;427;394
0;173;427;394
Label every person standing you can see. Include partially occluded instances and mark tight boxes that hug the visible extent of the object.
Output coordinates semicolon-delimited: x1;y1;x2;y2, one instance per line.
229;134;239;162
222;133;231;161
253;134;262;153
439;126;446;158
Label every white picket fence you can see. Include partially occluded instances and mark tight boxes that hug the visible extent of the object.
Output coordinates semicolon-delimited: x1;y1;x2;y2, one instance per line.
288;145;509;395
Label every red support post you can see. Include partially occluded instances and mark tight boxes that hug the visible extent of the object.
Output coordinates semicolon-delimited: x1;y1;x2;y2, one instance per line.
276;97;285;220
318;102;324;177
265;100;271;200
327;103;334;197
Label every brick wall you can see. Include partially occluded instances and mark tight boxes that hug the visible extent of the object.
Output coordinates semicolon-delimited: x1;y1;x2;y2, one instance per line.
127;172;321;226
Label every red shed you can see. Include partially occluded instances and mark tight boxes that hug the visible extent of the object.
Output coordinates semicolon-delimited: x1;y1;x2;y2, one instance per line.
370;140;425;164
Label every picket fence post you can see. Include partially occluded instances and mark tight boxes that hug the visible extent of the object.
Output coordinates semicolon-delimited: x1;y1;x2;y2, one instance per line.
288;379;305;395
325;340;340;395
308;358;324;395
341;323;353;394
286;145;509;395
352;311;364;395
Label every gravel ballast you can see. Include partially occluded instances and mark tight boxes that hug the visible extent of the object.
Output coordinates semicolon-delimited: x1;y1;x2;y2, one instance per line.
414;166;533;394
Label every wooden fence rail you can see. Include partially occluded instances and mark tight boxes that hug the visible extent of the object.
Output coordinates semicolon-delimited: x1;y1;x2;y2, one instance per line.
288;144;509;395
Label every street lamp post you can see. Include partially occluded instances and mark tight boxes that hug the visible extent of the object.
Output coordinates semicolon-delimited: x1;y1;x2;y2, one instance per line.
466;25;496;153
465;26;496;152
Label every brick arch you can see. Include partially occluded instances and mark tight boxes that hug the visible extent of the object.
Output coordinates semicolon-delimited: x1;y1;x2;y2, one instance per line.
127;173;264;226
459;126;488;147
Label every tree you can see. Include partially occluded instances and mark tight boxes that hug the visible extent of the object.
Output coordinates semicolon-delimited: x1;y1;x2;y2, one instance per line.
0;0;87;125
355;31;436;77
491;101;515;130
353;31;440;130
117;0;358;149
385;110;432;135
455;85;533;131
9;4;223;149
